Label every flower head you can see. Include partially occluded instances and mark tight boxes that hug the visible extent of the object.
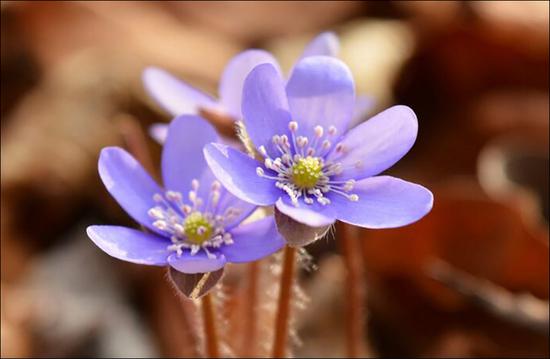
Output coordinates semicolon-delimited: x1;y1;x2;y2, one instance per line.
87;116;284;273
143;32;373;143
203;56;433;235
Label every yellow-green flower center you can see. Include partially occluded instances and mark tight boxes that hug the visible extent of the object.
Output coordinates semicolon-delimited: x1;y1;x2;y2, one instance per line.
292;156;323;189
183;212;213;244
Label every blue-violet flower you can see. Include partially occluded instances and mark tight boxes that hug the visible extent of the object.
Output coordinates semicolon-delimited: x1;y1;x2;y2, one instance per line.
143;32;373;143
87;116;285;273
203;56;433;231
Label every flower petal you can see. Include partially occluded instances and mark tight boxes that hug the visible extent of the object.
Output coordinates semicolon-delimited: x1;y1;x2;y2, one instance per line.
203;143;280;206
350;95;375;127
168;252;226;274
221;216;285;263
162;115;219;197
98;147;162;233
219;49;280;119
328;105;418;180
242;63;292;157
286;56;355;139
299;31;340;59
213;187;257;230
331;176;433;228
149;122;169;144
275;197;336;227
87;225;169;266
143;66;216;116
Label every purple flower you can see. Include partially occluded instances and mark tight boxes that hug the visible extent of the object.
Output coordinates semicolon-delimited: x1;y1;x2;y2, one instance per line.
86;116;284;274
203;56;433;232
143;32;373;143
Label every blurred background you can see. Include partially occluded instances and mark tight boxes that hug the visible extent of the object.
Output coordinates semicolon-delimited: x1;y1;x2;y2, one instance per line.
1;1;548;357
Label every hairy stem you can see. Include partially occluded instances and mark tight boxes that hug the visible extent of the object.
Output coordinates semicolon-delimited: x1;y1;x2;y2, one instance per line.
201;293;220;358
338;222;366;357
242;260;260;357
272;246;296;358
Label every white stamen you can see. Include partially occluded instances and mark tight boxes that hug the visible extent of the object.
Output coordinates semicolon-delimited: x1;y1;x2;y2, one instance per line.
166;191;182;201
153;220;168;230
253;120;360;209
148;207;165;219
314;125;324;138
211;181;221;191
289;121;298;132
191;179;200;191
182;205;192;215
148;179;236;259
296;136;308;147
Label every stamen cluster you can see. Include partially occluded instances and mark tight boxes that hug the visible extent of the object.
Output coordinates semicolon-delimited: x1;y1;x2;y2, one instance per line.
256;121;359;206
148;179;241;258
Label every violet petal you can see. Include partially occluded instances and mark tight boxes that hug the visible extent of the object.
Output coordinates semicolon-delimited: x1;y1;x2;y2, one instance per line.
275;197;336;227
162;115;219;198
168;252;226;274
143;66;216;116
87;225;170;265
221;216;285;262
286;56;355;140
331;175;433;228
203;143;280;206
98;147;163;234
219;49;280;119
299;31;340;59
242;63;292;157
328;105;418;180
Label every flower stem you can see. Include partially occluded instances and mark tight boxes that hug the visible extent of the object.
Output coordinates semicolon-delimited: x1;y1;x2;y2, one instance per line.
201;293;220;358
338;222;366;357
243;260;260;356
272;246;296;358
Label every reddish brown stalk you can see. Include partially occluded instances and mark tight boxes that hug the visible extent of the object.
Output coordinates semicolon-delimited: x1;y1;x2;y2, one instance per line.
198;107;238;139
116;114;158;179
202;293;220;358
242;260;260;357
338;222;366;357
272;246;296;358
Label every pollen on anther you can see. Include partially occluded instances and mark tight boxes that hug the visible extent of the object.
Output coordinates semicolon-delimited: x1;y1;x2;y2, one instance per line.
211;181;221;191
314;125;324;138
191;179;200;191
288;121;298;132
